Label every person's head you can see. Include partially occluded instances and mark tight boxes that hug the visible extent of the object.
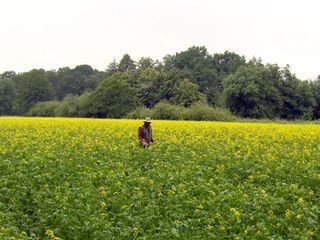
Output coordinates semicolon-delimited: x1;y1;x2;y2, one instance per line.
144;117;152;126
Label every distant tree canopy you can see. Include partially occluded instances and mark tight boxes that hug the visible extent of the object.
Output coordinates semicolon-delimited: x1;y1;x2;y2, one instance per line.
0;46;319;120
14;69;55;114
0;78;15;115
223;64;282;119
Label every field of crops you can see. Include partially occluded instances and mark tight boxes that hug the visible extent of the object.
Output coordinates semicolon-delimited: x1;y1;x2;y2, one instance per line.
0;117;319;239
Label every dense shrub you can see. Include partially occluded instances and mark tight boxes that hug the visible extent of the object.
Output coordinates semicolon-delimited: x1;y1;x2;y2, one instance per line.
55;94;80;117
152;101;184;120
126;106;153;119
181;103;237;121
127;102;237;121
27;101;61;117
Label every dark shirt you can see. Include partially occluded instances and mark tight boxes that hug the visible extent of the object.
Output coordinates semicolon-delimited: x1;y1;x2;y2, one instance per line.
138;124;153;143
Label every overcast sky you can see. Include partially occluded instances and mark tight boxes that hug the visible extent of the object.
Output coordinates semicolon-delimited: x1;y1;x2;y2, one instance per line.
0;0;319;80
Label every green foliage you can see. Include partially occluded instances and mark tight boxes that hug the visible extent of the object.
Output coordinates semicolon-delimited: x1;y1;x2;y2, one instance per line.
127;102;237;122
163;46;224;105
77;91;96;117
137;57;155;70
126;106;153;119
213;51;246;77
310;79;320;119
279;67;315;120
118;54;136;72
163;46;209;70
26;91;96;118
0;46;319;120
0;78;16;115
223;64;282;119
27;101;61;117
158;68;191;102
152;101;184;120
181;103;237;121
135;68;166;107
170;79;207;107
55;94;79;117
14;69;55;114
55;65;103;99
92;74;139;118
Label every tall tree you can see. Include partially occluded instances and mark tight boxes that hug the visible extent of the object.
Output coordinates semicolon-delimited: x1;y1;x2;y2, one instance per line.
92;73;139;118
0;71;16;80
55;65;100;99
135;68;166;107
137;57;155;70
163;46;228;105
14;69;55;114
118;54;136;72
279;66;315;119
170;79;207;107
106;59;119;76
213;51;246;77
311;79;320;119
223;64;282;118
164;46;208;70
0;78;16;115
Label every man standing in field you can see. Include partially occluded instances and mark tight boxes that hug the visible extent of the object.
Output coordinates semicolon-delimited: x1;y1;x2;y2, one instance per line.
138;117;154;148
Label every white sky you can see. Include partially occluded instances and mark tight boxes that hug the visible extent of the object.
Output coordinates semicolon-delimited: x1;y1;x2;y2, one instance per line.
0;0;319;80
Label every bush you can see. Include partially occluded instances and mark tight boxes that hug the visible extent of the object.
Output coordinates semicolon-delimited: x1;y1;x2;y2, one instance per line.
182;103;237;121
152;101;184;120
127;102;237;121
55;94;80;117
126;106;153;119
77;91;95;117
27;101;61;117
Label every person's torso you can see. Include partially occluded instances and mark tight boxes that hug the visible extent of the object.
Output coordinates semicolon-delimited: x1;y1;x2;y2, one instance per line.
140;125;152;142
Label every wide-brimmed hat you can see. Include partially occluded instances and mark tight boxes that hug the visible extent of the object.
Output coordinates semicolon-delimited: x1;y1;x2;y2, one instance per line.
144;117;152;123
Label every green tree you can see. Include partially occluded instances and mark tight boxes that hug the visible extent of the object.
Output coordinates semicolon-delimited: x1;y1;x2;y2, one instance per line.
223;64;282;118
0;78;16;115
163;46;228;106
279;67;315;119
92;74;139;118
310;79;320;119
0;71;16;80
213;51;246;77
55;65;102;99
27;100;61;117
159;68;192;101
163;46;208;70
135;68;167;107
170;79;207;107
137;57;155;70
118;54;136;72
77;91;96;117
106;59;119;76
14;69;55;114
55;94;79;117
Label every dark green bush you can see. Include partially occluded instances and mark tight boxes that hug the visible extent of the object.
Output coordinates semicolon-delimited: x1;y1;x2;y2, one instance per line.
152;101;184;120
182;103;237;121
126;106;153;119
27;101;61;117
127;102;237;121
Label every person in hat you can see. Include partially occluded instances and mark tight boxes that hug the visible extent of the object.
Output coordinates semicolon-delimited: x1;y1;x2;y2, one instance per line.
138;117;154;148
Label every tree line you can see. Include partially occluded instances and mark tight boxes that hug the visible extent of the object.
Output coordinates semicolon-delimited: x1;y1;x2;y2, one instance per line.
1;46;319;120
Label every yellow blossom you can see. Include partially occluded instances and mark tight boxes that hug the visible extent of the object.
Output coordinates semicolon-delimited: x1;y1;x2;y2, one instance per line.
230;208;240;217
285;209;291;218
100;190;107;196
45;229;54;238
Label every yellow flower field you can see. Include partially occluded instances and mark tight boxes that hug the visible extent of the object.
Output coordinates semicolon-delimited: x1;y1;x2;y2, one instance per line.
0;117;319;239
